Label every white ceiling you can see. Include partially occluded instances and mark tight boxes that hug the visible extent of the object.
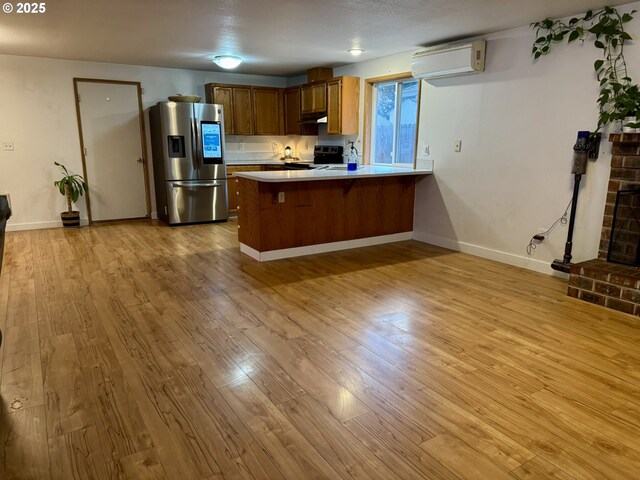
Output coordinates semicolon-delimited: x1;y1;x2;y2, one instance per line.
0;0;631;76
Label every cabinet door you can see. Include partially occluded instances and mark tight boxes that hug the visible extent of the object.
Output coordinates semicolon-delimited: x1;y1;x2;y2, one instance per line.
301;85;313;114
253;87;281;135
226;165;262;213
327;79;341;135
228;176;239;212
232;87;253;135
311;83;327;113
340;76;360;135
301;82;326;114
284;88;301;134
211;86;235;135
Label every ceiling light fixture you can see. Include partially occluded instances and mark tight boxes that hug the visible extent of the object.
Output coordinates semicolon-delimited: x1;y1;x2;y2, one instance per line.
348;48;365;56
213;55;242;69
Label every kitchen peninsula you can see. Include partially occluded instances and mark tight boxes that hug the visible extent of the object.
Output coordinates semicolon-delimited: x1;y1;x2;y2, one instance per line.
235;166;432;261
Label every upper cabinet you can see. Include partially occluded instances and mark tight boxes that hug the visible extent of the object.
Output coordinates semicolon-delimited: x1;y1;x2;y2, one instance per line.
252;87;282;135
205;76;359;137
232;86;254;135
301;82;327;115
207;85;236;134
205;83;282;136
327;76;360;135
284;87;318;136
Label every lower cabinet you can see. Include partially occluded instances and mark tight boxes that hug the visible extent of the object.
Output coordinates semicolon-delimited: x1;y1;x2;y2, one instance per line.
227;165;285;214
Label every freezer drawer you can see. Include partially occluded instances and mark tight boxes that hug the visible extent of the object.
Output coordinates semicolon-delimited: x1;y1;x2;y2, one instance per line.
166;180;228;224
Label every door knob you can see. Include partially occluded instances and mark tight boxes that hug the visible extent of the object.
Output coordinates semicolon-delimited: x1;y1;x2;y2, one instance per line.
137;157;143;163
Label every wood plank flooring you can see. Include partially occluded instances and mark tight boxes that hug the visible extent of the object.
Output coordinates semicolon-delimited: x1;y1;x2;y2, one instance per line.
1;218;640;479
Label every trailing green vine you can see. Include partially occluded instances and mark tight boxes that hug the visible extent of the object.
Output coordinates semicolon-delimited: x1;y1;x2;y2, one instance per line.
531;6;639;131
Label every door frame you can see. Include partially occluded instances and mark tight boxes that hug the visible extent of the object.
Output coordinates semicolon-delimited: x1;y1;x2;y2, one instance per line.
73;77;152;223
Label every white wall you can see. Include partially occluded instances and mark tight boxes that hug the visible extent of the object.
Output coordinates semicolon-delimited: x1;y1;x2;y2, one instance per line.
336;2;640;275
0;54;288;230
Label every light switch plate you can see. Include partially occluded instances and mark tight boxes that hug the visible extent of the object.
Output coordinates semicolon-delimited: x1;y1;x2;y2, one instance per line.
454;139;462;152
2;142;14;151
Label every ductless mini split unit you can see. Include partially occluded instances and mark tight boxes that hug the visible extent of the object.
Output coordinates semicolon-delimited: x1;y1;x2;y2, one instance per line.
411;40;486;80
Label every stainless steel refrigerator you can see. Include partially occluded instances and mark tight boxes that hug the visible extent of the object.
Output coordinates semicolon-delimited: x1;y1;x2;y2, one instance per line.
149;102;228;225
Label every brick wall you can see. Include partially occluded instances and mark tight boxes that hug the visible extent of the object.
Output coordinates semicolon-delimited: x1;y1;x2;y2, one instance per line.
568;259;640;315
599;133;640;259
570;133;640;316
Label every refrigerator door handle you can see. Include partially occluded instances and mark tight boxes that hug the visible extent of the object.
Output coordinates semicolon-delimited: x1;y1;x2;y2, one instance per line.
190;117;198;170
170;181;223;188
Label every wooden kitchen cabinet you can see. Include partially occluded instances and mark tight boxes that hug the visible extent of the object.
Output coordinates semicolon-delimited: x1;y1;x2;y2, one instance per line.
227;164;285;213
206;83;283;135
206;85;235;134
252;87;282;135
301;82;327;115
327;76;360;135
205;84;253;135
232;87;254;135
226;165;264;213
284;87;318;135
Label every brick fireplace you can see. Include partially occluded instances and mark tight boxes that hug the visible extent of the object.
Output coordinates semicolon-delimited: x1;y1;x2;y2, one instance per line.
568;133;640;315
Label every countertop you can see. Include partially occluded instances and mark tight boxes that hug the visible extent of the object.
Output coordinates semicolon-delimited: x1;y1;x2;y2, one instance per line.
226;160;287;166
234;165;432;183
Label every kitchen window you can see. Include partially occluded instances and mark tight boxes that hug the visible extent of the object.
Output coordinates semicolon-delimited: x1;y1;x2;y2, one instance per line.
365;75;420;167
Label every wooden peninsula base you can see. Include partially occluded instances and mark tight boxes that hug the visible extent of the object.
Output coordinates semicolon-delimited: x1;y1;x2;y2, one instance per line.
235;166;430;261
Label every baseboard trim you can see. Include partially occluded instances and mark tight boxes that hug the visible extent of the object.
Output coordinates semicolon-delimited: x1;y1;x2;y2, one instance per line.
6;218;90;232
413;232;568;277
240;232;413;262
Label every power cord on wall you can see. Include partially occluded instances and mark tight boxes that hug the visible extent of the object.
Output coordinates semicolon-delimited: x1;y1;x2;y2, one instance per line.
526;197;573;255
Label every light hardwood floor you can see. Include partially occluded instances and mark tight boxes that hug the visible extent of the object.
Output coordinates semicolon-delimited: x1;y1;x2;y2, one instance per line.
1;218;639;480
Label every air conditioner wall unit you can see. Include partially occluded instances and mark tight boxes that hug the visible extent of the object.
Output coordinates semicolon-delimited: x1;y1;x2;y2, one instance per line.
411;40;486;80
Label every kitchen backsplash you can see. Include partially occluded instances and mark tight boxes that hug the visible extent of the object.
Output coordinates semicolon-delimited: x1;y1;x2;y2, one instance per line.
225;135;318;162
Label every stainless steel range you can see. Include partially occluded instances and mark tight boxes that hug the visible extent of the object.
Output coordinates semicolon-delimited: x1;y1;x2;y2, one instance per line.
284;145;344;170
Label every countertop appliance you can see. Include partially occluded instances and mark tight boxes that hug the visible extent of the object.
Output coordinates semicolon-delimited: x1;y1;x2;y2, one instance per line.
284;145;344;170
149;102;228;225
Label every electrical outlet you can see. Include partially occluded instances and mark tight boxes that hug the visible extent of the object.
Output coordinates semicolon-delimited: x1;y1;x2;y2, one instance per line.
238;142;244;151
2;142;14;151
454;140;462;152
278;192;285;203
424;144;430;156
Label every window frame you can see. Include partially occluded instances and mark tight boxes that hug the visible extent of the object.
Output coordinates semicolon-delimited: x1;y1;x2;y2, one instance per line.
363;72;421;168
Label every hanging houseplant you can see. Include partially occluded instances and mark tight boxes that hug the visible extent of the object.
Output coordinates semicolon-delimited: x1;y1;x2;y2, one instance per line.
531;6;640;131
53;161;88;227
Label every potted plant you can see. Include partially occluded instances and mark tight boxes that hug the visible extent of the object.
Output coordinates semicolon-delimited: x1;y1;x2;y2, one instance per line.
53;162;88;227
614;83;640;132
531;7;639;132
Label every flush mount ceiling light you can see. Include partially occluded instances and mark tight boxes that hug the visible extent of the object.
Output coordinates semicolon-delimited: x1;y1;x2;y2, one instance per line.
213;55;242;69
348;48;365;56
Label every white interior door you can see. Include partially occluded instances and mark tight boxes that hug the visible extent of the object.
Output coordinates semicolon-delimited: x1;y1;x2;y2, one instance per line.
77;81;148;221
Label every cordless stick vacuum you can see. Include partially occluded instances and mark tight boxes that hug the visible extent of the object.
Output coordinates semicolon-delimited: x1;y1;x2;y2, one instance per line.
551;131;600;273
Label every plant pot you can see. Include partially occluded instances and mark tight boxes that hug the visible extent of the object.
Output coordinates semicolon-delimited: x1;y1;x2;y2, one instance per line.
622;116;639;133
61;211;80;227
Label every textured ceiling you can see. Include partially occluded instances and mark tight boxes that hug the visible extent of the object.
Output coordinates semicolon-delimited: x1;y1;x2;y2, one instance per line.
0;0;632;76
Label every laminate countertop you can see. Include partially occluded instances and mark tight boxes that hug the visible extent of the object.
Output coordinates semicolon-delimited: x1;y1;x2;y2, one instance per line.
233;165;432;183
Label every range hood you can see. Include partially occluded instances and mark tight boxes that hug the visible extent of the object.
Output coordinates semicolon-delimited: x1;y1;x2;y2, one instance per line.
299;113;327;124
